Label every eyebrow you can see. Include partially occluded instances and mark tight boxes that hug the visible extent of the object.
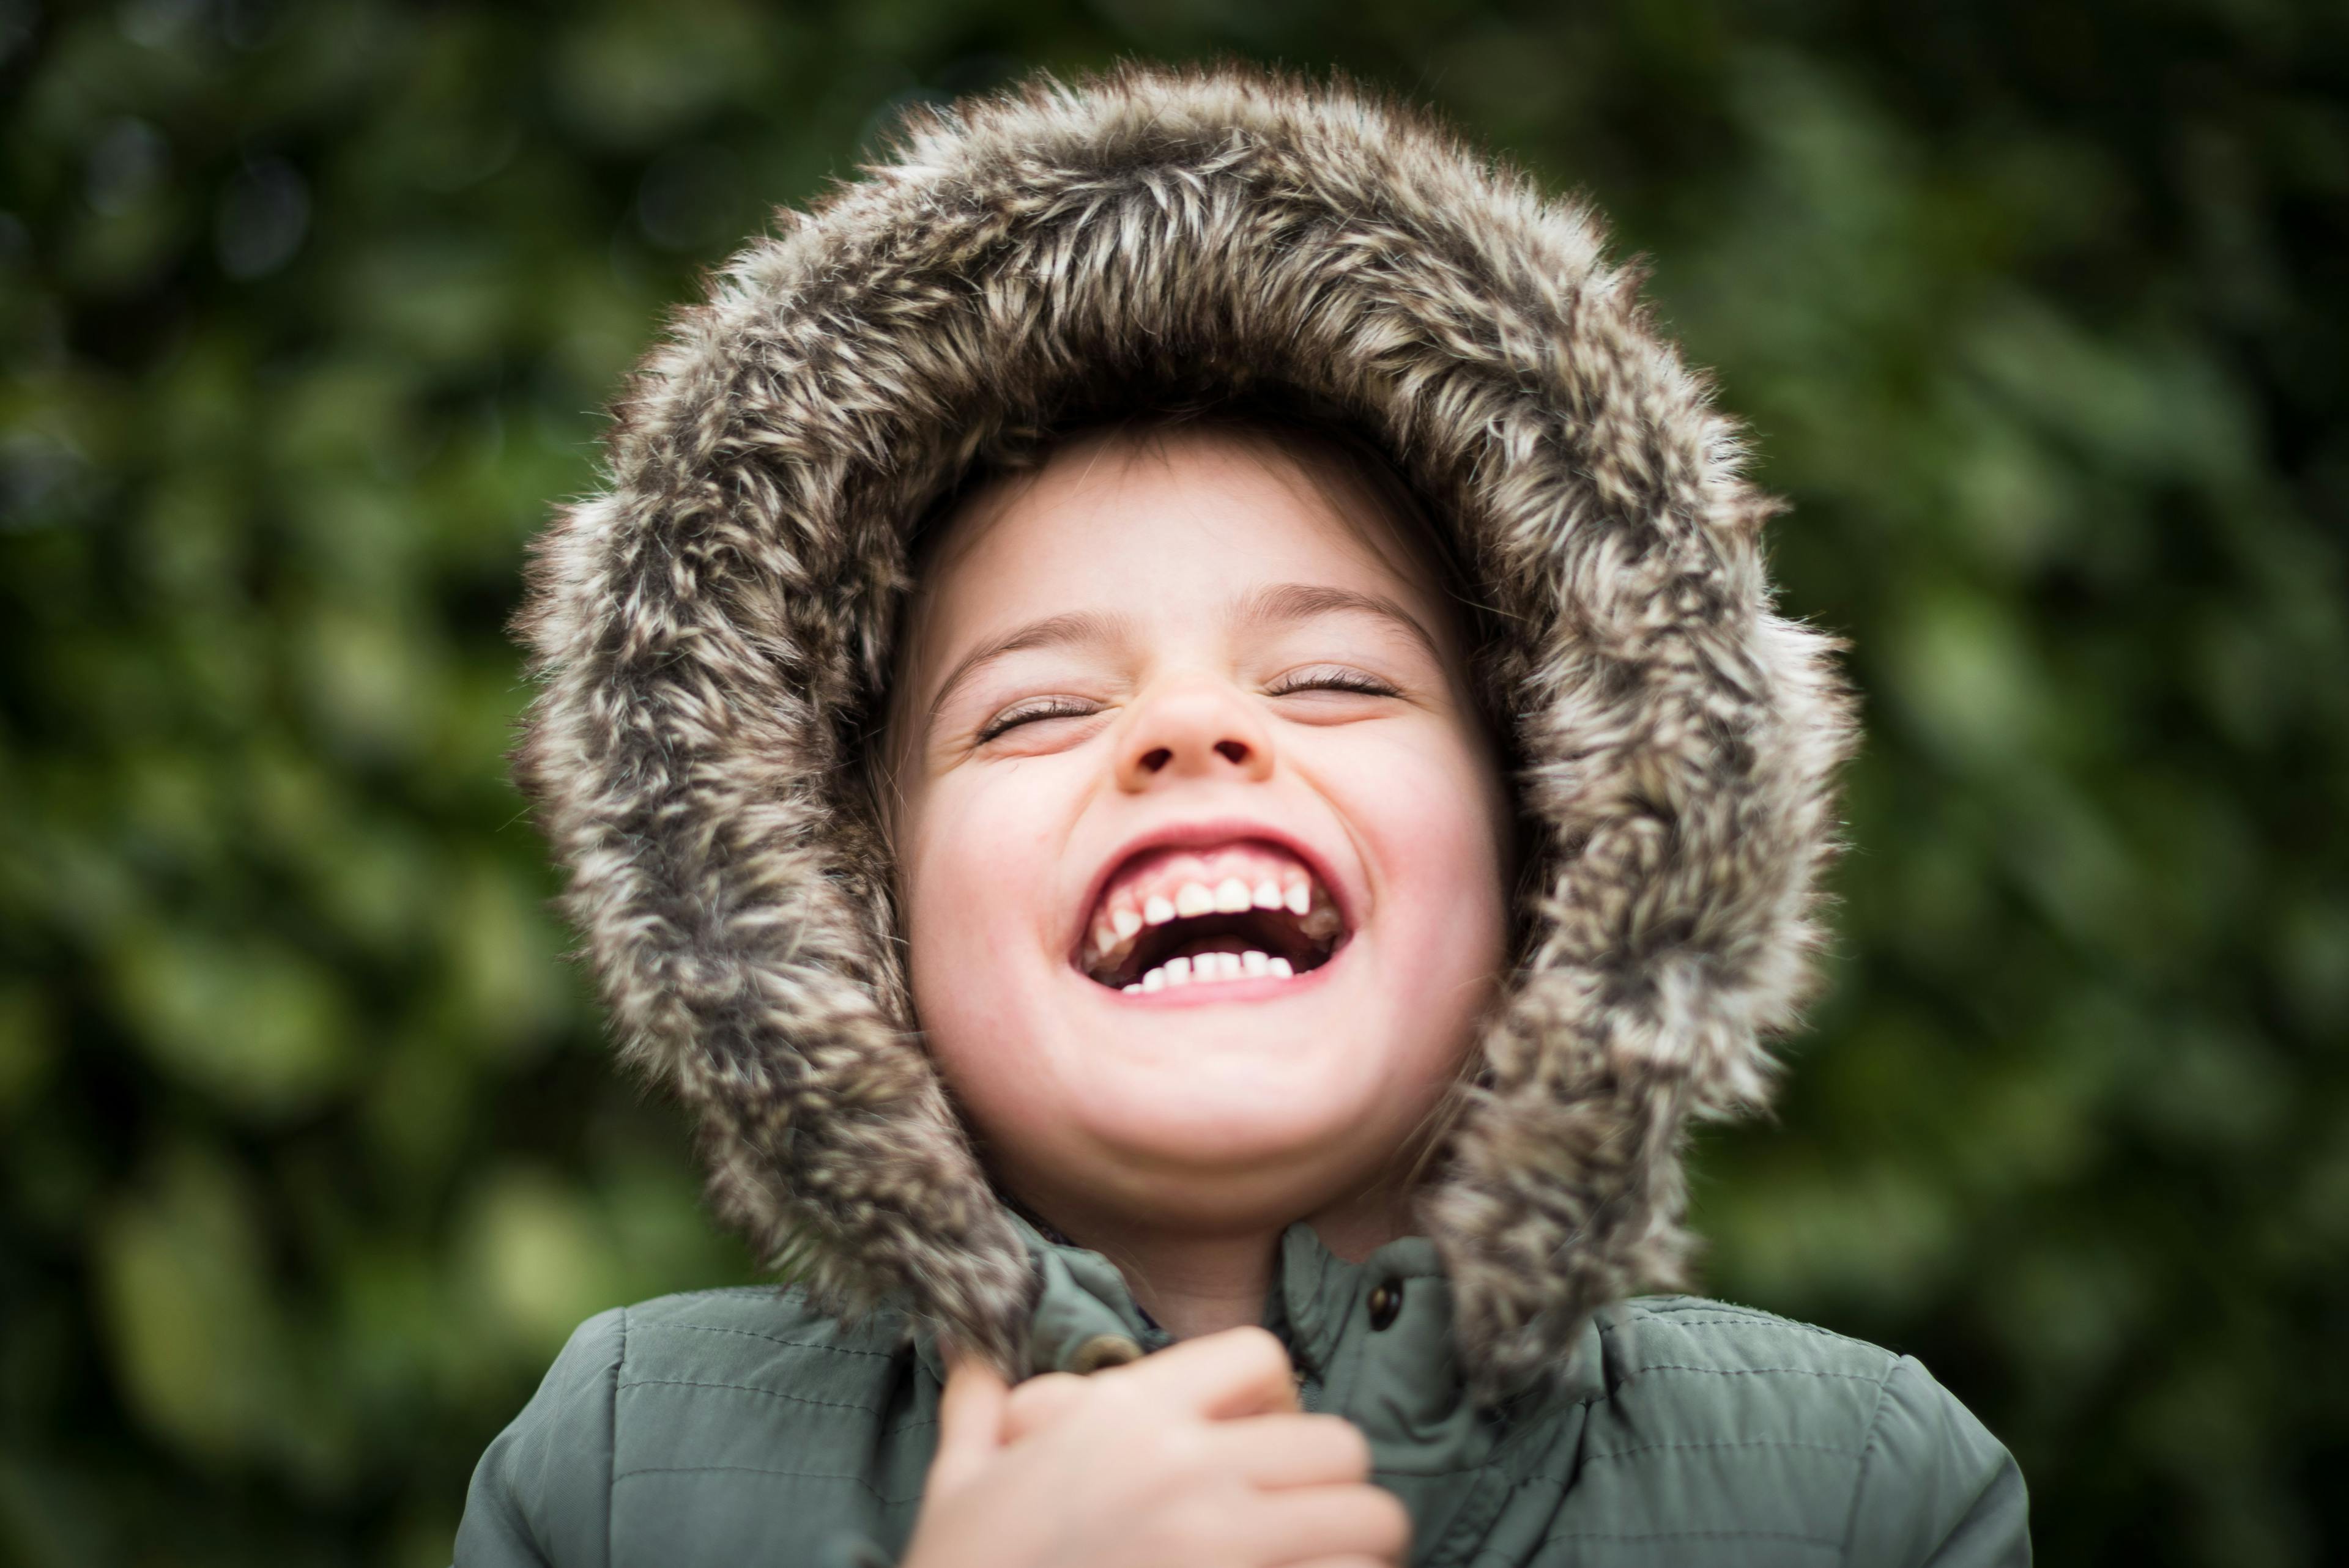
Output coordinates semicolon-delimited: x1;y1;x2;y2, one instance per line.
924;609;1131;724
1236;582;1445;664
921;583;1444;727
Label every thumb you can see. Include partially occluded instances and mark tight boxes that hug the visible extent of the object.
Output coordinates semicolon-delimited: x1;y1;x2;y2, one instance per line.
926;1354;1011;1498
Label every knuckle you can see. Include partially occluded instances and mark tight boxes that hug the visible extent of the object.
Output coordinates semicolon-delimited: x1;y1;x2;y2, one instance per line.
1088;1374;1148;1421
1318;1415;1372;1476
1004;1372;1079;1422
1225;1325;1291;1378
1367;1488;1412;1549
1015;1370;1081;1400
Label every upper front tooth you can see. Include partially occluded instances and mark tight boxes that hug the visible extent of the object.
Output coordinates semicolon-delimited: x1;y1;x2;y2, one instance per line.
1174;882;1215;919
1143;895;1177;926
1111;908;1142;941
1284;881;1311;917
1251;879;1283;910
1213;878;1252;913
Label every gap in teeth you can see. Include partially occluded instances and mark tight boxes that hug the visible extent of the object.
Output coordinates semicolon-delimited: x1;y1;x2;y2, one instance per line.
1091;908;1332;988
1086;898;1339;988
1083;843;1341;982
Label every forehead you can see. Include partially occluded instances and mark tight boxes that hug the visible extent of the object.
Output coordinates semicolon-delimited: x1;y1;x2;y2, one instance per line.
904;423;1458;671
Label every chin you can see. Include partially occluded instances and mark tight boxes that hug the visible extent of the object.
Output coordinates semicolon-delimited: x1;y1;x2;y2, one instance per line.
1006;1108;1401;1234
968;1025;1430;1219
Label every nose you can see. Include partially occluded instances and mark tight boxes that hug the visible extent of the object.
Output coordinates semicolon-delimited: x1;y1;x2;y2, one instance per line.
1114;675;1276;792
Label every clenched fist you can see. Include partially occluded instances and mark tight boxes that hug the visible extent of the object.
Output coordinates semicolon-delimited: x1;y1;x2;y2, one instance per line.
900;1326;1410;1568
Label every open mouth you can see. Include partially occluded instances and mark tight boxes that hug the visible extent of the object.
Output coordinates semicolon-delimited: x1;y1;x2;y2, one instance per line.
1079;840;1348;994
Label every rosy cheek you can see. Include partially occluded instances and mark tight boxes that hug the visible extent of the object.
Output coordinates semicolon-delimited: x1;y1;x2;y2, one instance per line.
903;767;1075;1037
1348;730;1510;962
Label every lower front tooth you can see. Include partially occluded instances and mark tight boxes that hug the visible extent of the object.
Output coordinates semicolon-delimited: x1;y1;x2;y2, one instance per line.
1141;969;1166;993
1164;955;1193;985
1269;956;1294;978
1123;983;1142;996
1242;950;1269;975
1214;952;1242;980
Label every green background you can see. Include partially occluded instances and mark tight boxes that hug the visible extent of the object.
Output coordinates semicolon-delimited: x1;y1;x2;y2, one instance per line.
3;1;2343;1562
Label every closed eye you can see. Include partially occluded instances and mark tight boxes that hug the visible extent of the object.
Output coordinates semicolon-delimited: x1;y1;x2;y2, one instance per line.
975;697;1100;745
1265;665;1401;699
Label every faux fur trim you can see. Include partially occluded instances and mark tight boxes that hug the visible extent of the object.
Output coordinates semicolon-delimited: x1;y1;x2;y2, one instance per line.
514;62;1856;1399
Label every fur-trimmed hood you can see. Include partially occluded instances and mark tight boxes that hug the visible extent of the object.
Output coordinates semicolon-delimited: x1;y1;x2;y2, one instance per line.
514;63;1854;1402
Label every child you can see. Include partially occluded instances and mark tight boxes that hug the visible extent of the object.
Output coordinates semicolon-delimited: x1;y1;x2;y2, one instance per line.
458;65;2029;1568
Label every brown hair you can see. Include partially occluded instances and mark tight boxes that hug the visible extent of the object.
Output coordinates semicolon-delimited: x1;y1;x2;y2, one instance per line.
882;386;1509;761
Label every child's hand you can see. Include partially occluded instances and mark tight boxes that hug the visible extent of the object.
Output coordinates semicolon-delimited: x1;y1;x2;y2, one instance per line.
899;1326;1409;1568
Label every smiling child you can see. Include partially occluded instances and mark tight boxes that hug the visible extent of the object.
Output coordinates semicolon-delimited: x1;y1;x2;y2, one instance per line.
888;413;1513;1320
456;65;2029;1568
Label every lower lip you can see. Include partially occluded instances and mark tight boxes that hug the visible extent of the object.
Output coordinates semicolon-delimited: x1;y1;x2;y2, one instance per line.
1087;941;1348;1007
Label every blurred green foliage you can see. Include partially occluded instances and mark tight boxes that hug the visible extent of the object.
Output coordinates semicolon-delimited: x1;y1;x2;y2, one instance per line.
1;1;2342;1563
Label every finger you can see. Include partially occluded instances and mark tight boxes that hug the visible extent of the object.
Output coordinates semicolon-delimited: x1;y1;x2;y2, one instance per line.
1003;1371;1088;1443
1244;1484;1412;1565
1110;1325;1299;1418
926;1356;1010;1497
1206;1414;1372;1488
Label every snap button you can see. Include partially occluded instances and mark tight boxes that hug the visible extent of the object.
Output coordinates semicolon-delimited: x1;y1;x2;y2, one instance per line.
1066;1333;1145;1374
1366;1281;1402;1331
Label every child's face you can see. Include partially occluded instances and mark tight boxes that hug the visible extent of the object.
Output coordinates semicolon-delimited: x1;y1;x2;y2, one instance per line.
891;426;1512;1236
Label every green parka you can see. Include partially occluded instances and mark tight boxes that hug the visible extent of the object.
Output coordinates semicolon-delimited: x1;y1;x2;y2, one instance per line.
458;1221;2025;1566
463;61;2028;1567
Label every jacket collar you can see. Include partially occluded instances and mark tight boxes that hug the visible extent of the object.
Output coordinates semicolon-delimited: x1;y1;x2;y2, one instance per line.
914;1218;1613;1558
912;1212;1170;1386
1266;1224;1611;1556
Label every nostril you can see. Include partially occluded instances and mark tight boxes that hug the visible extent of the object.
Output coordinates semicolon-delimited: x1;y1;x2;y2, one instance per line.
1139;746;1173;772
1214;740;1249;764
